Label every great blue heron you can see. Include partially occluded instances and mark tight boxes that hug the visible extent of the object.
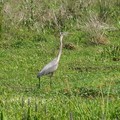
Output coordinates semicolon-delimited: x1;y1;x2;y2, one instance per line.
37;32;68;88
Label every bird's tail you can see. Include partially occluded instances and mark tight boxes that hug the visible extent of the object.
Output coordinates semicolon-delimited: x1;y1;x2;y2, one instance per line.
37;71;43;78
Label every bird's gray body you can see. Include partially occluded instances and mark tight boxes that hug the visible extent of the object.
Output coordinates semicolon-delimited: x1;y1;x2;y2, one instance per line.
37;57;59;78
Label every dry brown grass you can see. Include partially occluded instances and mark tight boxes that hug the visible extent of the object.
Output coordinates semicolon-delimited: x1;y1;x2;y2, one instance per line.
79;12;116;45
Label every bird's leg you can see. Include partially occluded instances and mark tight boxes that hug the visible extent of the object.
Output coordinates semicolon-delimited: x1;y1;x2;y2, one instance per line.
50;72;53;87
39;78;40;88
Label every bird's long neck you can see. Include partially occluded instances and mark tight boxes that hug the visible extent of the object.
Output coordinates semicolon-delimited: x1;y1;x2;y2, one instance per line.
57;35;63;62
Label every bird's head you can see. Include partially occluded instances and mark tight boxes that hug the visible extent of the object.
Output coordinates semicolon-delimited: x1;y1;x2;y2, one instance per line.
60;32;69;37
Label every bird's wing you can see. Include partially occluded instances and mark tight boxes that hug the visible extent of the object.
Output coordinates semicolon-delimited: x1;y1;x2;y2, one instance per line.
38;57;58;77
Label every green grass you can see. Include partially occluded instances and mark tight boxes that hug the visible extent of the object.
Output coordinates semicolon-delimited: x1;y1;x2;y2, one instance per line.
0;32;120;119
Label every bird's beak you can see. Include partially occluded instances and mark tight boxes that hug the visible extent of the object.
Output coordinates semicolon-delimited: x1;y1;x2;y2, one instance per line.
60;32;75;36
60;32;69;36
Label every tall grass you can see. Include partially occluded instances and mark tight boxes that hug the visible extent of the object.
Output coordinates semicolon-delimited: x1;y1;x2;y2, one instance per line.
1;0;119;33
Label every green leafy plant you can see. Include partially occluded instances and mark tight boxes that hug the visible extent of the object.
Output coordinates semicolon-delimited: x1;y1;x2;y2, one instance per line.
101;44;120;61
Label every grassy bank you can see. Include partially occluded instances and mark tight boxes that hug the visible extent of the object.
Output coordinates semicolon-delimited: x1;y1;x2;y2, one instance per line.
0;0;120;119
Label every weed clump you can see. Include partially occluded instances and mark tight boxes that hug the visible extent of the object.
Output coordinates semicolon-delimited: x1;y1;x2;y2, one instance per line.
63;42;76;50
